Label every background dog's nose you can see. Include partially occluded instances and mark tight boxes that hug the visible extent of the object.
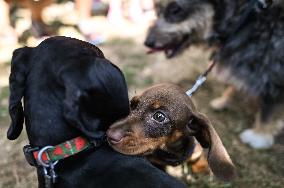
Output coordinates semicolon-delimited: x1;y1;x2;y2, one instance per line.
107;128;124;143
144;38;156;48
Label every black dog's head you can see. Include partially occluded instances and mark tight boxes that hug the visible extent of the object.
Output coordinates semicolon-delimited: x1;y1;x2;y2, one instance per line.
8;36;130;146
145;0;215;58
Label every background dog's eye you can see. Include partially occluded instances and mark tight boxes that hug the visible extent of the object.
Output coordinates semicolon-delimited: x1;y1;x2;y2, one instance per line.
168;3;181;15
153;111;167;123
164;2;188;23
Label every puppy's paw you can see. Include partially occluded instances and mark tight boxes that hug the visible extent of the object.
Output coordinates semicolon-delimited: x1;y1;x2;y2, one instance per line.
189;143;209;174
240;129;274;149
166;165;194;182
210;97;230;111
189;143;203;162
191;154;209;174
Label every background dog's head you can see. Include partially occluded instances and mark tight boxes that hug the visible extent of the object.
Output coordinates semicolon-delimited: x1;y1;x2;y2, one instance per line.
145;0;215;58
107;83;236;181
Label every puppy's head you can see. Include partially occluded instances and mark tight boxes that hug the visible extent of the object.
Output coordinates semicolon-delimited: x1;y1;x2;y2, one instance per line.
107;83;236;181
145;0;215;58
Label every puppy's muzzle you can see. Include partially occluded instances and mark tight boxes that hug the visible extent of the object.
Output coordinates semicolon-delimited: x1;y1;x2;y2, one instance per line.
106;128;125;144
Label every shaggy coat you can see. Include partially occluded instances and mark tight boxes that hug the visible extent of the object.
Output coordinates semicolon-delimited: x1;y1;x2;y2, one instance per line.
211;0;284;102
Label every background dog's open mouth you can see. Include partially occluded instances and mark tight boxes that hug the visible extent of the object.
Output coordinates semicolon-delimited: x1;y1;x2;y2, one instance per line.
146;46;182;58
146;35;190;58
147;47;168;54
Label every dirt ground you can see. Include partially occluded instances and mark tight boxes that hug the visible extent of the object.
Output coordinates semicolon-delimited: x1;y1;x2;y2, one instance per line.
0;3;283;188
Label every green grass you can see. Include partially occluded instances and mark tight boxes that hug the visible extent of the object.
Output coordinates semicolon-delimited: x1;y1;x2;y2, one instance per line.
0;86;9;118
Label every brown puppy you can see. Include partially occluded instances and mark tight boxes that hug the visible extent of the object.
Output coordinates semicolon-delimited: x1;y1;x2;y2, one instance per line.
107;83;236;181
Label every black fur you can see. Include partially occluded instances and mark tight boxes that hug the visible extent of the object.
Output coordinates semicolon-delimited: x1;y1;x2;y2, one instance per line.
209;0;284;124
8;36;187;188
212;0;284;101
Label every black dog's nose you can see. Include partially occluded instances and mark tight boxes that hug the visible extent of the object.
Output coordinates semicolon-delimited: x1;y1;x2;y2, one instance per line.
144;38;156;48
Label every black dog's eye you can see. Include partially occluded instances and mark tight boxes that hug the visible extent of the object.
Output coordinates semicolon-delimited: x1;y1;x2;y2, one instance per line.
153;111;168;123
164;2;188;23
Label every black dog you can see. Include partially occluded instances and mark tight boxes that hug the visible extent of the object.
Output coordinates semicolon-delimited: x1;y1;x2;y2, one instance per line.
145;0;284;149
8;36;187;188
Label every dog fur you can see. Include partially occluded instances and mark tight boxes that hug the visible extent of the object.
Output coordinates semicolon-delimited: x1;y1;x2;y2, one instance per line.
107;83;236;181
8;36;187;188
145;0;284;148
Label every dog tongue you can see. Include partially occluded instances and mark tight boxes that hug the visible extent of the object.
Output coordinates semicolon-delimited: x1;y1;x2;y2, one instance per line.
146;48;165;54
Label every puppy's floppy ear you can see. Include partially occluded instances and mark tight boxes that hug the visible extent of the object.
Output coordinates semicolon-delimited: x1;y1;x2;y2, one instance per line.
7;47;32;140
187;112;236;181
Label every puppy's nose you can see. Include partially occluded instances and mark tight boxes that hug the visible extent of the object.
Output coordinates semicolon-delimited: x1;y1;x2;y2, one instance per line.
107;128;124;144
144;38;156;48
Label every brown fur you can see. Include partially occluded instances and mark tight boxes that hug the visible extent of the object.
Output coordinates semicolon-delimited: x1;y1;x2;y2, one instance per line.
107;83;236;181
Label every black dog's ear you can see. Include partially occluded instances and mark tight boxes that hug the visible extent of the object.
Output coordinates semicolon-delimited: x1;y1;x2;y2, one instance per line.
61;73;106;142
62;84;103;141
187;112;236;182
61;58;130;144
7;47;32;140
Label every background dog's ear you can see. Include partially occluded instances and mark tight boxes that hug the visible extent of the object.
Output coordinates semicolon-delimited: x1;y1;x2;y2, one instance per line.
130;96;140;110
187;112;236;181
7;47;32;140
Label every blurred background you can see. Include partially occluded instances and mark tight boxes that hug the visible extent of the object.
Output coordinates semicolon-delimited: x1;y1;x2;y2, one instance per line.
0;0;283;187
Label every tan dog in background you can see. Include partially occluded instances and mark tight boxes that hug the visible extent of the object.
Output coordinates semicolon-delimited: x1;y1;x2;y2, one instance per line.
107;83;236;181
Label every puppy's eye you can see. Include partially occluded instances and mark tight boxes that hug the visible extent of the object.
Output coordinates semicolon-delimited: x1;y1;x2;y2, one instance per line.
153;111;168;123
